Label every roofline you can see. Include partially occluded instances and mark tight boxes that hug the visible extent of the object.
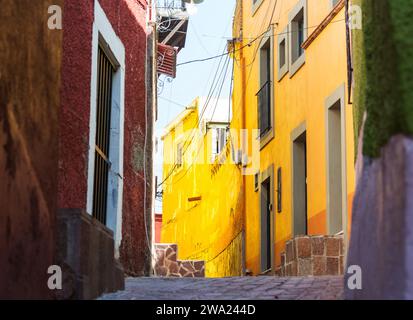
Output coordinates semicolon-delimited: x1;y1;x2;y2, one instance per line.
161;99;199;139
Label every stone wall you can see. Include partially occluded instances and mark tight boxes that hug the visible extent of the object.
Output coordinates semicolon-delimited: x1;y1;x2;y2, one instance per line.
155;244;205;278
345;135;413;299
56;209;124;299
347;0;413;299
276;235;344;277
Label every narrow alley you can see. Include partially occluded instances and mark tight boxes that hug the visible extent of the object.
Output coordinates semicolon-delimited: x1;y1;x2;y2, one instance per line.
99;276;343;300
2;0;413;304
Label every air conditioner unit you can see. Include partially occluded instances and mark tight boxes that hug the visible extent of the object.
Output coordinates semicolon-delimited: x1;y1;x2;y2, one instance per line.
183;0;204;3
241;154;249;168
231;149;242;165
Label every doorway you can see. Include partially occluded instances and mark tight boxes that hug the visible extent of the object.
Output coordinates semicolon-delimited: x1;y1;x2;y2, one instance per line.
260;166;274;273
326;84;347;235
292;124;307;236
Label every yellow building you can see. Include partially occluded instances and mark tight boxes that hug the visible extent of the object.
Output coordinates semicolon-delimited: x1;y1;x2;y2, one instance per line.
161;98;244;277
162;0;356;277
230;0;355;274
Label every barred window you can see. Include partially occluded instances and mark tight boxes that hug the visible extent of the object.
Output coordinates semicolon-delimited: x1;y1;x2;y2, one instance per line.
92;47;115;225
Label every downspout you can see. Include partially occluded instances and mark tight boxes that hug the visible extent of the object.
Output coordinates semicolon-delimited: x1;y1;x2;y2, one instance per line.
345;0;353;105
343;0;353;266
238;0;247;276
147;0;158;275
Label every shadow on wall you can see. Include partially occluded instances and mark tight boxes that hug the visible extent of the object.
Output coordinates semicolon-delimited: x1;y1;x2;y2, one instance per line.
0;0;62;299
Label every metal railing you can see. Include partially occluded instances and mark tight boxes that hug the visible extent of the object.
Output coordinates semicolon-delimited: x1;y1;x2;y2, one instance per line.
92;47;114;225
256;80;272;137
157;0;185;9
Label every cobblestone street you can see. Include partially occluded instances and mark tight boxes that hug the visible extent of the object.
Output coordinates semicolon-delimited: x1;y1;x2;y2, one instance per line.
99;276;343;300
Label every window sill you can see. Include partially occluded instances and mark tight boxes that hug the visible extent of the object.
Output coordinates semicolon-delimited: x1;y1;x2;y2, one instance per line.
278;65;289;81
289;53;305;78
259;128;274;150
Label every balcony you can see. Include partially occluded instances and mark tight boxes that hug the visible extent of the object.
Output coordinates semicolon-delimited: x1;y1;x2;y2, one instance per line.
256;80;272;137
157;0;189;50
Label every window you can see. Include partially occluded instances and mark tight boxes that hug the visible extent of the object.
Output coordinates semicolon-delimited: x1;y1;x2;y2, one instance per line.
277;26;289;80
252;0;264;15
279;40;286;67
92;47;115;225
289;0;307;76
296;14;304;58
176;142;183;168
257;29;274;147
291;8;304;62
211;126;227;161
254;172;259;192
87;0;125;256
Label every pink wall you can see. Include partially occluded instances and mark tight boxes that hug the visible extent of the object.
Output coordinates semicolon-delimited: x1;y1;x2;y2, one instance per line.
155;213;162;243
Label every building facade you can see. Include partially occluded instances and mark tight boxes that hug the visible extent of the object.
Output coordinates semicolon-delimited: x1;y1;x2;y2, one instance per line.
59;0;153;280
231;0;355;275
161;98;244;277
161;0;356;278
0;0;158;299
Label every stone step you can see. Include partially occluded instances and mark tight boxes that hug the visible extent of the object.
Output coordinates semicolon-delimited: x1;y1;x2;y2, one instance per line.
275;235;344;277
154;243;205;278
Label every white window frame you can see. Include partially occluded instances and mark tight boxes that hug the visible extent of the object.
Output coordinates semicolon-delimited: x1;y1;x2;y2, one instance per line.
208;123;228;162
86;0;126;257
288;0;307;77
277;26;289;81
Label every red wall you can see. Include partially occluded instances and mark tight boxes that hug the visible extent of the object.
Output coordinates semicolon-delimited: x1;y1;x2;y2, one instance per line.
59;0;94;209
60;0;151;275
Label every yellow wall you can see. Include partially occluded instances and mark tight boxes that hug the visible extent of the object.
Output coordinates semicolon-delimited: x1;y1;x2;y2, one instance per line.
161;99;244;277
162;0;356;278
231;0;355;274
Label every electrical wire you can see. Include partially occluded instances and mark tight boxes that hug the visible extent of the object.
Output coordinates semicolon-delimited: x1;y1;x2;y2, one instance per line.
158;56;229;188
158;1;275;188
163;55;232;187
176;18;346;67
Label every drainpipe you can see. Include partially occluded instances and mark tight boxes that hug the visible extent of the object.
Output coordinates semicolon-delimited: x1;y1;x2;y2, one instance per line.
343;0;352;267
237;0;247;276
345;0;353;105
147;0;158;275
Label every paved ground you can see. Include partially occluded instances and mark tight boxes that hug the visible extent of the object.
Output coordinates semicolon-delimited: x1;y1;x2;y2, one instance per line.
99;276;343;300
